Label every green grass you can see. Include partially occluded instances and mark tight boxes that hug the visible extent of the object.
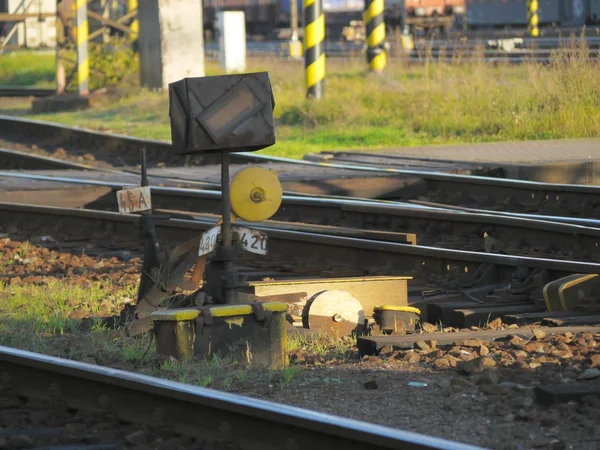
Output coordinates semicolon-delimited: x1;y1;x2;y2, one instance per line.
1;38;599;159
0;263;355;390
0;50;56;88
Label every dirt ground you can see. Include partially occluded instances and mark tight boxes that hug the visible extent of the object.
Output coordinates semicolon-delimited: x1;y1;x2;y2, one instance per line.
1;235;599;450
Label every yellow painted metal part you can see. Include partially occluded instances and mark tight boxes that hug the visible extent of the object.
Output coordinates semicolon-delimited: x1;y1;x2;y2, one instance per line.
374;305;421;314
542;282;554;311
230;167;283;222
250;276;412;287
558;273;599;311
542;274;599;312
151;309;200;321
306;53;326;89
128;0;138;41
208;302;288;317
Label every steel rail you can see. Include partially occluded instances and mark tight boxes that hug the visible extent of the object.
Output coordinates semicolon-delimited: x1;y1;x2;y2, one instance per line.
3;115;600;210
0;345;481;450
0;148;405;204
2;170;600;260
3;202;600;277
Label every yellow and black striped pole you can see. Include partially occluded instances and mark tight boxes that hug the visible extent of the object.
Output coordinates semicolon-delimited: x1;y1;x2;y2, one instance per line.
128;0;139;45
75;0;89;96
527;0;539;37
364;0;386;71
304;0;325;99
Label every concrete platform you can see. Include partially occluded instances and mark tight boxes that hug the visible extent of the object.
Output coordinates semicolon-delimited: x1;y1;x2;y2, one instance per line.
306;138;600;185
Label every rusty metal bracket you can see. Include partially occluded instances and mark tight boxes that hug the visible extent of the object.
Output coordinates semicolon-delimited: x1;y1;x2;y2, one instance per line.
251;302;266;322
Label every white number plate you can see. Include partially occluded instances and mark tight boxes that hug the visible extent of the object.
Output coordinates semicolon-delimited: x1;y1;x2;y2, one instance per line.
198;225;221;257
233;226;268;255
116;186;152;214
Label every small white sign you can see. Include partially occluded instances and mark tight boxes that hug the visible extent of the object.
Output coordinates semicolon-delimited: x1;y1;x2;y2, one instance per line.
198;225;221;257
116;186;152;214
233;226;268;255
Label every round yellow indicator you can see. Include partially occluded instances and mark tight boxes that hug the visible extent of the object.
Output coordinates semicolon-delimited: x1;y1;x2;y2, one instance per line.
230;166;282;222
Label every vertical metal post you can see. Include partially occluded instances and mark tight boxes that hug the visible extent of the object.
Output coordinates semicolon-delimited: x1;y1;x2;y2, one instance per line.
56;2;65;94
528;0;539;37
221;151;235;304
364;0;386;72
76;0;89;96
304;0;325;99
128;0;139;44
140;148;148;187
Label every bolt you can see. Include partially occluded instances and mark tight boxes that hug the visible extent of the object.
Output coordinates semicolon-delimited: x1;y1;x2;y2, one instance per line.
332;314;342;322
250;188;266;203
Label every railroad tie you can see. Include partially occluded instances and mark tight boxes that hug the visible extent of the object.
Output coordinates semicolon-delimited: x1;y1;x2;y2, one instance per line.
304;0;325;99
364;0;386;72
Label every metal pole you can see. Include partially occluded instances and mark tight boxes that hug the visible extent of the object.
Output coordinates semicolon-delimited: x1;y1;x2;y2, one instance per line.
75;0;89;96
56;2;65;94
303;0;325;99
528;0;539;38
140;148;148;187
364;0;386;72
128;0;138;44
221;151;235;304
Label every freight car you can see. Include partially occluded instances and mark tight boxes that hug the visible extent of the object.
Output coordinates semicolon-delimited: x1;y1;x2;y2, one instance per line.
203;0;465;40
465;0;600;29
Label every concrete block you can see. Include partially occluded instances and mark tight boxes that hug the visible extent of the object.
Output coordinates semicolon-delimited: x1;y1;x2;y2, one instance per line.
138;0;205;90
217;11;246;73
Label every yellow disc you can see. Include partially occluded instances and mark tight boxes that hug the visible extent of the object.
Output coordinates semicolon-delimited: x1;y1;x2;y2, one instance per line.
230;166;282;222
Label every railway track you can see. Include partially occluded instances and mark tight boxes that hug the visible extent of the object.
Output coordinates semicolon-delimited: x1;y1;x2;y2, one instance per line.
0;345;478;450
3;171;600;263
3;116;600;218
3;200;600;289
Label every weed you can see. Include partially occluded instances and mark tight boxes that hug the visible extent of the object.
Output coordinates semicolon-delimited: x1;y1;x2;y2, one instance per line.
280;365;301;383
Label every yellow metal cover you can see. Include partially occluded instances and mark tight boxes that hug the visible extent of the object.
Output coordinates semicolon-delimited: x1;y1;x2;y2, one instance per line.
230;167;282;222
208;302;288;317
373;305;421;314
151;309;200;321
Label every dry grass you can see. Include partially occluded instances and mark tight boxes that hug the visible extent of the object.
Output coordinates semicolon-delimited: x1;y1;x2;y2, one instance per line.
2;37;599;157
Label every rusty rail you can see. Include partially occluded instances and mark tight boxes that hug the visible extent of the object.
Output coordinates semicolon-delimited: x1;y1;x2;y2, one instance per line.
2;169;600;262
0;345;480;450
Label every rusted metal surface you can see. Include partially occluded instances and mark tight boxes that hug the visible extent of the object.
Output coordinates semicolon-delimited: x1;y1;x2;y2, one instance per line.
0;346;482;450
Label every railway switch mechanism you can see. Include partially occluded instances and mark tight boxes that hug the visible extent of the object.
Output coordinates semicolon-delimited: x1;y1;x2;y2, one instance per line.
114;72;414;366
